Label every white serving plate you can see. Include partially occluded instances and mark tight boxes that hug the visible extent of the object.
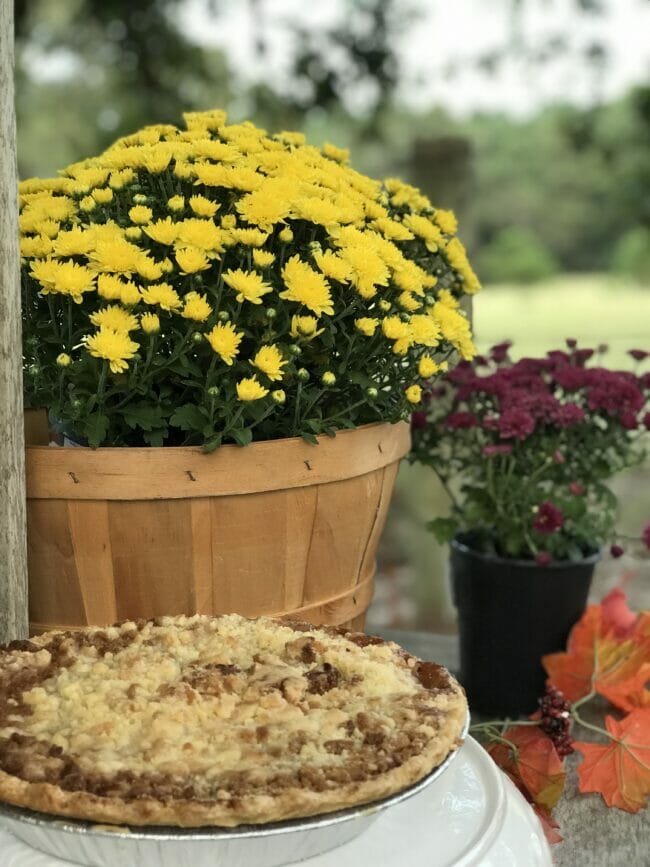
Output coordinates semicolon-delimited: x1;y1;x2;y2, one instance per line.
0;737;551;867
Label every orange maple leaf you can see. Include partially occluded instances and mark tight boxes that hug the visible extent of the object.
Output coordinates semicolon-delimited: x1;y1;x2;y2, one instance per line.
487;725;566;811
543;603;650;709
574;708;650;812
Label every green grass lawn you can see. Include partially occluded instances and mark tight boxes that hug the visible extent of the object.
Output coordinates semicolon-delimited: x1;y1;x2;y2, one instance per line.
473;273;650;368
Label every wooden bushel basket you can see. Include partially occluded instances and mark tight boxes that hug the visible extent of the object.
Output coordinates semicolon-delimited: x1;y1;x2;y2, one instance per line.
25;421;410;635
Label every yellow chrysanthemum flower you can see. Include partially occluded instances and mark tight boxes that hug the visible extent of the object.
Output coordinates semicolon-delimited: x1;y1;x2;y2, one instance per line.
189;195;219;218
403;214;444;252
355;317;379;337
92;187;114;204
410;314;441;348
337;244;388;299
398;291;421;312
313;249;351;283
88;238;143;275
418;355;438;378
290;315;322;340
252;249;275;268
108;169;135;190
144;218;178;246
29;259;96;304
279;226;293;243
20;235;53;259
371;216;414;242
381;315;412;355
167;195;185;212
97;274;126;301
236;185;290;231
236;376;269;401
128;205;153;225
90;305;139;333
79;195;97;212
181;291;212;322
49;226;91;256
56;353;72;367
140;282;182;311
176;219;225;252
37;219;60;239
176;247;210;274
280;256;334;316
405;385;422;404
434;209;458;235
228;227;269;247
125;227;142;241
431;301;476;360
322;142;350;163
221;214;237;230
85;327;139;373
444;238;481;294
136;256;165;282
120;281;142;307
205;322;243;366
252;345;287;382
140;312;160;334
222;269;273;305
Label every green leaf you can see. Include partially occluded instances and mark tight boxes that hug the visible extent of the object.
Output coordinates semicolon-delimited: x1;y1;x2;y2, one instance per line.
203;434;222;454
230;427;253;447
84;413;109;448
122;403;165;432
143;428;167;447
426;516;458;544
170;404;208;432
300;431;319;445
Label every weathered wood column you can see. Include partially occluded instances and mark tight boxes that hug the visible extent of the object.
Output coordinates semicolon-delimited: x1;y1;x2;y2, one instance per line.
0;0;29;642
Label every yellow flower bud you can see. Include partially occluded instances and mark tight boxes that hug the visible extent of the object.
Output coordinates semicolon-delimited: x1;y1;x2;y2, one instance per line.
405;385;422;404
322;371;336;386
279;226;294;243
56;353;72;367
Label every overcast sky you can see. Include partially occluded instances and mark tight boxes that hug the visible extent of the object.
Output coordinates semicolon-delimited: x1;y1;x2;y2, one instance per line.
181;0;650;116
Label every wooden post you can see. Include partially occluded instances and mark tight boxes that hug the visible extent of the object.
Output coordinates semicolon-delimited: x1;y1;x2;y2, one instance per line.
0;0;29;642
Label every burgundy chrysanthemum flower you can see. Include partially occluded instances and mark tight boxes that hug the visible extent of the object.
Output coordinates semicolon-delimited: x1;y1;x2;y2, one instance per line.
446;411;478;430
553;403;586;427
535;551;553;566
569;482;585;496
498;407;535;440
566;338;578;350
533;501;564;534
643;522;650;551
411;411;427;431
483;444;513;457
610;544;624;559
628;349;649;362
620;410;639;430
490;341;512;363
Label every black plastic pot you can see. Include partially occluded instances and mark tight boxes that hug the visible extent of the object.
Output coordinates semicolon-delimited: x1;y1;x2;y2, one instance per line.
450;536;599;717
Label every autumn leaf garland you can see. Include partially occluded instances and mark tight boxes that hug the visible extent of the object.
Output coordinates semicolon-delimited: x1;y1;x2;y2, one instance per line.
471;587;650;844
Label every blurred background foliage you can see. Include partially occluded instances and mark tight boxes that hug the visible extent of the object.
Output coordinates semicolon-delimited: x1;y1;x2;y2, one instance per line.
15;0;650;629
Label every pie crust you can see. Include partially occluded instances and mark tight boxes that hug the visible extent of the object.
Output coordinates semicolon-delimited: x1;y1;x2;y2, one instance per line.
0;615;467;827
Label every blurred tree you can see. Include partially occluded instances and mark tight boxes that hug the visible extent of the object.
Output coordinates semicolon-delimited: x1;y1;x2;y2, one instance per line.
14;0;231;176
478;226;560;284
611;228;650;284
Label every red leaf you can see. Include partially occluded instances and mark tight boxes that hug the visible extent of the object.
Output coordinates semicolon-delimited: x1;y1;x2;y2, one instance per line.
487;726;566;810
601;587;638;638
574;709;650;812
533;804;564;845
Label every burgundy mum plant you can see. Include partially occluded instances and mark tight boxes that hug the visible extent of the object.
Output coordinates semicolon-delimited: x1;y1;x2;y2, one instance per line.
410;342;650;562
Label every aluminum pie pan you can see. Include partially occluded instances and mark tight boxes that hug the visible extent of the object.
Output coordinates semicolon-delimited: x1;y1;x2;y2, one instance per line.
0;715;468;867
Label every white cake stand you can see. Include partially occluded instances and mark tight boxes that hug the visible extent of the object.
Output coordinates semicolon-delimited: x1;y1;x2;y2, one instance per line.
0;738;551;867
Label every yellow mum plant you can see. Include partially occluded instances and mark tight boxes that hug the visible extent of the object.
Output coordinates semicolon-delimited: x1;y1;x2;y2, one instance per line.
20;109;480;448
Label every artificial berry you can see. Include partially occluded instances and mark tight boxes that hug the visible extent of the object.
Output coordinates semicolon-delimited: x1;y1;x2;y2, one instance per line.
538;685;574;757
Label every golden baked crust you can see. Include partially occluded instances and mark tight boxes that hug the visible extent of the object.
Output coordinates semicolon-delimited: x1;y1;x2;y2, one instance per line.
0;615;467;827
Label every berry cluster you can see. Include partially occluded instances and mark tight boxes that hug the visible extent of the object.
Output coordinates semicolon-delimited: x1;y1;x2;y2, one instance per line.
539;685;574;757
